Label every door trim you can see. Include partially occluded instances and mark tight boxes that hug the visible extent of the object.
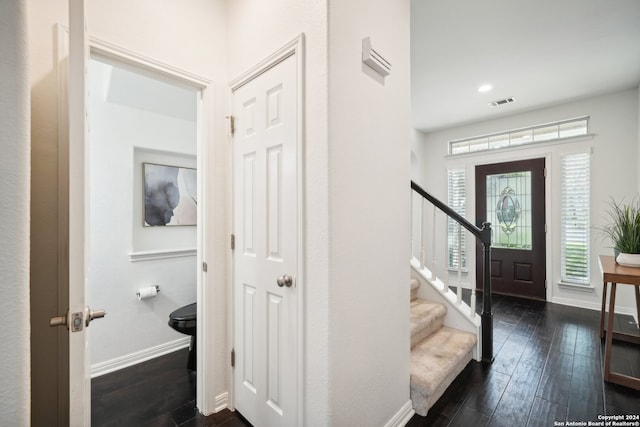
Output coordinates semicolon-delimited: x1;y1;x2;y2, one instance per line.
57;29;218;415
228;34;306;426
89;37;212;89
87;41;216;414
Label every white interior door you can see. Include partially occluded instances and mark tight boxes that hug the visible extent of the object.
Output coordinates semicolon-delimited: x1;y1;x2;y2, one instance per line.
50;3;97;424
233;53;299;427
68;0;93;424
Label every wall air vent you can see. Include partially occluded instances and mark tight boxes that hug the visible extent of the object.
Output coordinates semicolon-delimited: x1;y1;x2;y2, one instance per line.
362;37;391;77
489;97;515;107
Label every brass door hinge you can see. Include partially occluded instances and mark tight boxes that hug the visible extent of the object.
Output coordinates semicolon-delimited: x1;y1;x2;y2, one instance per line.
227;115;235;136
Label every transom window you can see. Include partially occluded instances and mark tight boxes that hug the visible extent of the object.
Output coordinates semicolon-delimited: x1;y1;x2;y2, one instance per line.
449;117;588;156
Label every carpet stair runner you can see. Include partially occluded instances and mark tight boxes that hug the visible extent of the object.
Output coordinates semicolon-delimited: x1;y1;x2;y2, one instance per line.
409;280;477;417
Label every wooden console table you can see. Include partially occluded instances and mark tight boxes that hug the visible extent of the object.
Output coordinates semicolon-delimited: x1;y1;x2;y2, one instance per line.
598;255;640;390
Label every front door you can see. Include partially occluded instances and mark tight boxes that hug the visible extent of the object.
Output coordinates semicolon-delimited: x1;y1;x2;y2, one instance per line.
232;52;299;426
476;158;546;299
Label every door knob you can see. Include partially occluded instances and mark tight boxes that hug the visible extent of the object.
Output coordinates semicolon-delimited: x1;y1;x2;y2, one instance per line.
49;312;68;328
50;306;106;332
277;274;294;288
85;307;106;327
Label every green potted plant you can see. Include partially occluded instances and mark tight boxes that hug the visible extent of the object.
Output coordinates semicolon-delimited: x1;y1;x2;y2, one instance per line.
603;197;640;267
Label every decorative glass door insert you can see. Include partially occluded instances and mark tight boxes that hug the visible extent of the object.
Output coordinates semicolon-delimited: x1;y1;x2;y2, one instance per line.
486;171;532;250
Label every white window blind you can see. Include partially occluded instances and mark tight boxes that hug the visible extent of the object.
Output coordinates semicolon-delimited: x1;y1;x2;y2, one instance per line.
448;168;466;269
561;152;590;285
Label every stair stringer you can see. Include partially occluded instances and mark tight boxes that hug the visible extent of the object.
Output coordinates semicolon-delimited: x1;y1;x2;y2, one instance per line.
410;258;481;361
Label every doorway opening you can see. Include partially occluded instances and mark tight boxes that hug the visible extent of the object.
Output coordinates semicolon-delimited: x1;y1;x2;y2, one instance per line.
87;52;203;423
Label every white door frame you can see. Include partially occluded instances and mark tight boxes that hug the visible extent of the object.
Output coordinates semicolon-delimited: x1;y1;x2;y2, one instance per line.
228;34;306;425
58;24;220;418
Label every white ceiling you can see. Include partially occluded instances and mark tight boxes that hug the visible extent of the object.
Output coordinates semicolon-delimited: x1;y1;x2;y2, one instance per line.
90;56;197;122
411;0;640;132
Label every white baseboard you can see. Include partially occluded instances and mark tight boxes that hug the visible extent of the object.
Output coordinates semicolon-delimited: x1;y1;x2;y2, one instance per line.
90;337;191;378
552;296;638;319
552;296;639;326
551;296;604;313
384;400;415;427
198;392;229;416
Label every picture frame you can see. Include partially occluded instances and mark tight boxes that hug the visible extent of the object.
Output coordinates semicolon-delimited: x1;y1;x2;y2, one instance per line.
143;162;197;226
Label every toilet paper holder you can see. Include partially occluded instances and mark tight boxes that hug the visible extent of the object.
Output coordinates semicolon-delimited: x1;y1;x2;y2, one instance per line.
136;285;160;299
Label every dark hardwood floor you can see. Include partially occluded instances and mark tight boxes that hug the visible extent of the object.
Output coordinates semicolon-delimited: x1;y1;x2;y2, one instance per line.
91;349;252;426
92;293;639;426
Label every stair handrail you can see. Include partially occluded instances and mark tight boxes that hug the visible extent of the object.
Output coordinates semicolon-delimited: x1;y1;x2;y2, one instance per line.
411;180;494;363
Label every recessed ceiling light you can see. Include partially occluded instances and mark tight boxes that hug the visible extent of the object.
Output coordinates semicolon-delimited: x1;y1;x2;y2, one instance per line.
478;84;493;93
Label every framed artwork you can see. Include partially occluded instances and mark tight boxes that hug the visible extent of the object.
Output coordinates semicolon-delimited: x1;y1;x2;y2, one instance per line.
143;163;197;226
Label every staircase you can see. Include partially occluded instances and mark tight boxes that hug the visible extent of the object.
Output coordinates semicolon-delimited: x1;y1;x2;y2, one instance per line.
409;279;477;417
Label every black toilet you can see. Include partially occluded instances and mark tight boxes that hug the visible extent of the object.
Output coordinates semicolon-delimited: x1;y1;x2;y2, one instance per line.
168;302;197;371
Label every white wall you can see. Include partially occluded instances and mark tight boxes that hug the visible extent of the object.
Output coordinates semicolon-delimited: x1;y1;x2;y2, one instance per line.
227;1;412;424
88;58;198;369
327;0;411;425
418;88;640;315
411;128;426;184
28;1;228;422
0;0;30;424
411;128;427;259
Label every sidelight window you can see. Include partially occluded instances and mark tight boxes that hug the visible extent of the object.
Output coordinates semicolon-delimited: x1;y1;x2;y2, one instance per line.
560;152;591;285
447;168;466;270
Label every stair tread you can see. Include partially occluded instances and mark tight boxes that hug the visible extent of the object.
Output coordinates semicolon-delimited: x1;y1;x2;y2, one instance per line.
411;326;476;382
410;299;447;347
410;326;477;416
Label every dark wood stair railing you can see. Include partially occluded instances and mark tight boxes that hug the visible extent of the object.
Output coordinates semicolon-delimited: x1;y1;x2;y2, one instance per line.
411;180;494;363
